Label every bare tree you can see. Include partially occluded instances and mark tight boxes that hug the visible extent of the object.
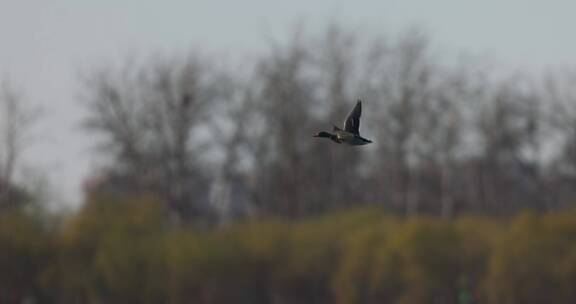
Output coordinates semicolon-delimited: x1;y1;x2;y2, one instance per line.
80;25;575;221
249;35;320;217
0;81;37;210
208;74;259;223
417;70;467;217
314;25;368;208
451;75;544;214
82;55;220;222
365;30;437;215
542;70;576;206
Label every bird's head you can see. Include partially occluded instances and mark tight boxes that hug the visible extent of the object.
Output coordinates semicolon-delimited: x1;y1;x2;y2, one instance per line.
314;131;333;138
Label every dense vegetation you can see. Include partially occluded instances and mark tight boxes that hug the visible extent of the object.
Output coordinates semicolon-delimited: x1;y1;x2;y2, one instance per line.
3;25;576;303
2;194;576;304
75;27;576;223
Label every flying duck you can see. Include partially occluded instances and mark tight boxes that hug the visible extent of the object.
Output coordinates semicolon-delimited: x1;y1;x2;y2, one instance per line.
314;100;373;145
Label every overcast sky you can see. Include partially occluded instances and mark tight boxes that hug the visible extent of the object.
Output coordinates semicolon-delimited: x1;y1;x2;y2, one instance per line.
1;0;575;207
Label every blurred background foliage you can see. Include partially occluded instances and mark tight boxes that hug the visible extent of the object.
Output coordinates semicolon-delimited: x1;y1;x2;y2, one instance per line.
4;24;576;303
3;196;576;303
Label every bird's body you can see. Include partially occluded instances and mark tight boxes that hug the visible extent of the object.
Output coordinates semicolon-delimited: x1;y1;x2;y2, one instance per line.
314;100;372;146
335;130;372;145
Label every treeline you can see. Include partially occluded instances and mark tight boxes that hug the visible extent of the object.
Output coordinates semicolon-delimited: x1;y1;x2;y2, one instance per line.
75;26;576;223
3;24;576;302
2;26;576;221
3;196;576;303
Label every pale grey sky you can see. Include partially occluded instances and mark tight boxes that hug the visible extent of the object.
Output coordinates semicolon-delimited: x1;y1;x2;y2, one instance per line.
1;0;575;206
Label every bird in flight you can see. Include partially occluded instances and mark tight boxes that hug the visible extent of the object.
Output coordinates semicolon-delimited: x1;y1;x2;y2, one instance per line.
314;100;373;145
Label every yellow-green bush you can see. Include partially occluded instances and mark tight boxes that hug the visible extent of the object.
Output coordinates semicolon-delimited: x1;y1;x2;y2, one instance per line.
486;210;576;304
5;196;576;304
0;211;50;302
333;219;392;304
40;194;168;302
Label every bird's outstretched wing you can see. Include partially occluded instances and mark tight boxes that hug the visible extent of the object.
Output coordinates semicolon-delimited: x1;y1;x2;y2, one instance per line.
344;100;362;135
